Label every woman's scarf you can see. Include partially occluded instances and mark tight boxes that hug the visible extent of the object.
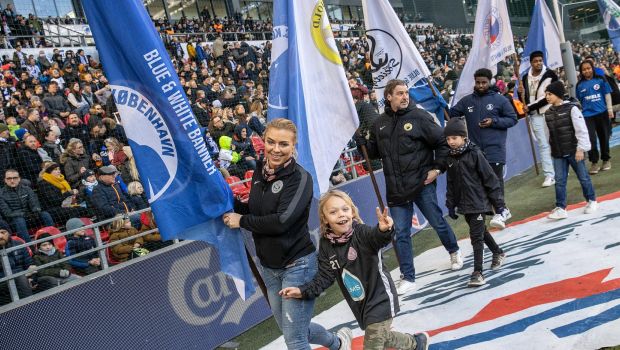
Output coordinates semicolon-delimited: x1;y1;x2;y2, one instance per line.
262;157;294;182
42;172;72;193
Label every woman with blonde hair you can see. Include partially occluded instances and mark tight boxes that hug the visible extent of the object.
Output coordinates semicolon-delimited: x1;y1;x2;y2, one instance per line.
223;118;351;350
104;137;137;183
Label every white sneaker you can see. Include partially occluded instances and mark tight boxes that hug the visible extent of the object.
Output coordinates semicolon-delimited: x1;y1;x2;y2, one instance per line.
489;208;512;230
450;250;463;270
336;327;352;350
542;176;556;188
547;207;568;220
396;279;417;296
584;201;598;214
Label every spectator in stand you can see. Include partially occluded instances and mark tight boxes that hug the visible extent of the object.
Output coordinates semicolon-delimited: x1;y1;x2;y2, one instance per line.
63;64;78;86
34;233;79;291
20;108;47;143
67;81;90;117
209;114;235;144
108;214;145;262
16;134;49;186
91;165;139;225
64;218;101;275
232;125;257;171
235;103;264;136
41;129;64;163
0;123;16;177
60;138;92;188
104;137;135;183
37;162;90;225
0;220;34;305
101;117;128;145
43;81;71;120
50;68;65;90
62;113;90;147
0;169;54;242
127;181;148;210
37;51;52;71
192;98;211;127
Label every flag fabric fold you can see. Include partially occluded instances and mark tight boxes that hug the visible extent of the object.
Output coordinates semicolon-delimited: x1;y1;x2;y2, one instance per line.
361;0;432;113
82;0;254;299
519;0;563;76
597;0;620;52
452;0;515;106
409;78;448;126
267;0;359;196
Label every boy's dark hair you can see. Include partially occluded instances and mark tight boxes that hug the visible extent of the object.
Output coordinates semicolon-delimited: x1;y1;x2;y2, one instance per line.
474;68;492;81
529;50;544;60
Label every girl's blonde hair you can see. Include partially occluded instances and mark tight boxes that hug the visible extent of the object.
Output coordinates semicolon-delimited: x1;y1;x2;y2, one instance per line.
318;190;363;236
127;181;143;196
264;118;297;145
109;214;127;232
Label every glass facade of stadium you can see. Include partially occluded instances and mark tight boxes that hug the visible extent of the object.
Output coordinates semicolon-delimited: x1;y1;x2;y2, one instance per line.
0;0;611;39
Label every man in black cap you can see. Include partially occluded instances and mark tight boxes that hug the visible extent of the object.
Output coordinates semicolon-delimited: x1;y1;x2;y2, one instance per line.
91;165;135;221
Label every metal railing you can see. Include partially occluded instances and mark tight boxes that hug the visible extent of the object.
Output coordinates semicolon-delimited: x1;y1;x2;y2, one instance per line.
0;207;179;304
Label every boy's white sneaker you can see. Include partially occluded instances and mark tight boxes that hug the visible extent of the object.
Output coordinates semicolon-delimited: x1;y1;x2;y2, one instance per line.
584;200;598;214
396;280;417;296
542;176;556;188
336;327;352;350
489;208;512;230
547;207;568;220
450;250;463;270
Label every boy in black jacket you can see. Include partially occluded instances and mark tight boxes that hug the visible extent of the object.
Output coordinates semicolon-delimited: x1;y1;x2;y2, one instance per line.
444;117;507;287
280;190;429;350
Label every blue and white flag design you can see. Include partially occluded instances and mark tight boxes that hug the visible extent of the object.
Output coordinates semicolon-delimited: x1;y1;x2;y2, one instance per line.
452;0;515;106
267;0;359;196
597;0;620;52
361;0;431;113
409;78;448;126
82;0;254;300
519;0;563;76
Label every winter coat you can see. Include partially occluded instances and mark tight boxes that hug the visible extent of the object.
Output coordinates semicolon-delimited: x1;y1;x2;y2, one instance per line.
37;179;73;211
449;90;518;164
0;184;43;219
62;124;90;147
236;158;315;269
16;147;43;185
445;142;503;214
34;249;71;277
43;93;71;118
0;238;33;278
300;223;398;329
65;235;98;269
91;182;134;220
366;102;449;206
109;228;143;262
62;154;91;188
522;68;558;115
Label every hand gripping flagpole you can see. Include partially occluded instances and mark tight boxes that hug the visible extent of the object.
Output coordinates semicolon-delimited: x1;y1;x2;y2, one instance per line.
513;53;540;176
355;129;401;266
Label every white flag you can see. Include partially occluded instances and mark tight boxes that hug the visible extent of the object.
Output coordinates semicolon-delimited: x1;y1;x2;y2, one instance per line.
452;0;515;106
519;0;563;75
361;0;431;112
268;0;359;195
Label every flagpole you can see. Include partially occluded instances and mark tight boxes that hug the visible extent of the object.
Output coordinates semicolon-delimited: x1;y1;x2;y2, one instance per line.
427;75;451;122
552;0;579;97
513;53;540;176
355;130;401;266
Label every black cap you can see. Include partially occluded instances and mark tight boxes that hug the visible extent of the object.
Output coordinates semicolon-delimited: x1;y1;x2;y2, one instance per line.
444;117;468;138
545;81;566;99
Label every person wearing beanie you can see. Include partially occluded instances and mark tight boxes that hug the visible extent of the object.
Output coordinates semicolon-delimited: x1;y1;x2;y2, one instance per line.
544;81;597;220
444;116;507;287
518;50;559;188
0;219;34;304
449;68;516;229
34;232;79;291
64;217;101;275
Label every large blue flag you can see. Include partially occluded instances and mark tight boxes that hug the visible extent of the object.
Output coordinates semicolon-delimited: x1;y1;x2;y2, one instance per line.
409;78;448;126
82;0;254;299
267;0;359;195
598;0;620;52
519;0;562;76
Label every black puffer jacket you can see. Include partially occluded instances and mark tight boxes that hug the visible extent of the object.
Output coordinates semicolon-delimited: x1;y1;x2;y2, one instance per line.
445;142;503;214
0;184;43;219
366;102;449;206
16;147;43;185
545;103;579;158
237;158;315;269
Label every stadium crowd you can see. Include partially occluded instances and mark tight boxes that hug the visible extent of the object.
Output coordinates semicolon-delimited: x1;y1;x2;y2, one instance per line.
1;13;619;305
